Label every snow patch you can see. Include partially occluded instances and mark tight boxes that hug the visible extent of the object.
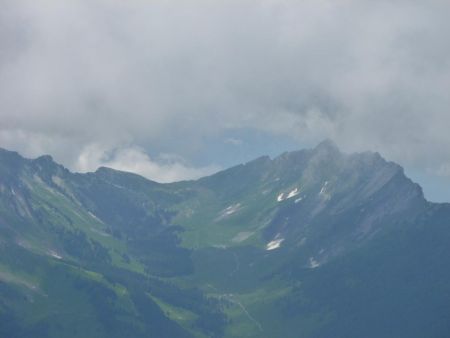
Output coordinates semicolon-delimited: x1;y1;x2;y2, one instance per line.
217;203;242;221
294;197;303;203
286;188;300;199
309;257;320;268
319;181;331;200
88;211;104;224
319;181;328;194
266;238;284;251
278;187;301;202
223;203;241;216
51;175;64;188
212;244;228;249
48;250;62;260
232;231;254;243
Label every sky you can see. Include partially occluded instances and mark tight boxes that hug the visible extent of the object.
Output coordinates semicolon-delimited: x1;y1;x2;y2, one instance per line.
1;0;450;201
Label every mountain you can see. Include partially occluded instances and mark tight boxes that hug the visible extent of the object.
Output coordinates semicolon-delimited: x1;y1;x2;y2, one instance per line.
1;141;450;337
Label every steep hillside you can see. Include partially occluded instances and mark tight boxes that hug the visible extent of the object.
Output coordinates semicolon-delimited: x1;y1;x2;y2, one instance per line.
0;142;449;338
0;149;224;338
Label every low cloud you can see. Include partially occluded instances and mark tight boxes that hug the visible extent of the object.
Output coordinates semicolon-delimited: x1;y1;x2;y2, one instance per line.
0;0;449;180
75;144;219;183
224;138;243;146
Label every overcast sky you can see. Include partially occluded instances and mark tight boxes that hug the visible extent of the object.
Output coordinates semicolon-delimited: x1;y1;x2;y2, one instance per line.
1;0;450;201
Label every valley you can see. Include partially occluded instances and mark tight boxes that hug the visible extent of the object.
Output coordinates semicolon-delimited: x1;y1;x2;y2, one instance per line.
1;141;449;337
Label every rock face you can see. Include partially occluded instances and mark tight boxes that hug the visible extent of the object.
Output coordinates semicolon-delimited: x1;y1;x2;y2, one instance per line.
0;142;449;338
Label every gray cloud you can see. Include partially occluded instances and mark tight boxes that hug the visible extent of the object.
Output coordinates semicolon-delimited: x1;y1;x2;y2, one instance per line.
1;0;450;182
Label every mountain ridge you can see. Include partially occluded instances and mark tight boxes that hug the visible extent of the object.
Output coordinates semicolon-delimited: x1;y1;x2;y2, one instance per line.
0;142;449;338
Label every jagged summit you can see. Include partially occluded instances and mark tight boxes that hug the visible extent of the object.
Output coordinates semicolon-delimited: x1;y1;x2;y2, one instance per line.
0;142;449;338
0;147;24;165
313;138;340;153
34;154;54;162
0;147;21;157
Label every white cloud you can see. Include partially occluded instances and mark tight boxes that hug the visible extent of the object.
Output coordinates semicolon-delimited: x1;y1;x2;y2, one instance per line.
224;138;243;146
436;163;450;178
75;144;219;183
0;0;449;180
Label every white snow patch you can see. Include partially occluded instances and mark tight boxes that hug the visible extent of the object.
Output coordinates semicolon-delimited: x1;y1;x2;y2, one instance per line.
223;203;241;216
266;238;284;251
278;187;301;202
48;250;62;260
217;203;241;221
51;175;64;188
319;181;329;195
294;197;303;203
232;231;254;243
212;244;228;249
286;188;300;199
309;257;320;268
88;211;104;224
319;181;331;200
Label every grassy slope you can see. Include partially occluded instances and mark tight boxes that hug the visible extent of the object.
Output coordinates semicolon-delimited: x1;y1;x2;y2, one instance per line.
0;155;223;338
1;145;449;338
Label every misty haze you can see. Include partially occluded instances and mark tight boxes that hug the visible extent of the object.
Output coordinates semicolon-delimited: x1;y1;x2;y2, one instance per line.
1;1;450;337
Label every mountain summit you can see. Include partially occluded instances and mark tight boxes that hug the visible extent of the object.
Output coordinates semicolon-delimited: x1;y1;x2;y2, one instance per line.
0;143;449;338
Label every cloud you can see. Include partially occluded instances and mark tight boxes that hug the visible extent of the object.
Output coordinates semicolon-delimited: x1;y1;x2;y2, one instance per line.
75;144;219;183
0;0;449;180
224;138;243;146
